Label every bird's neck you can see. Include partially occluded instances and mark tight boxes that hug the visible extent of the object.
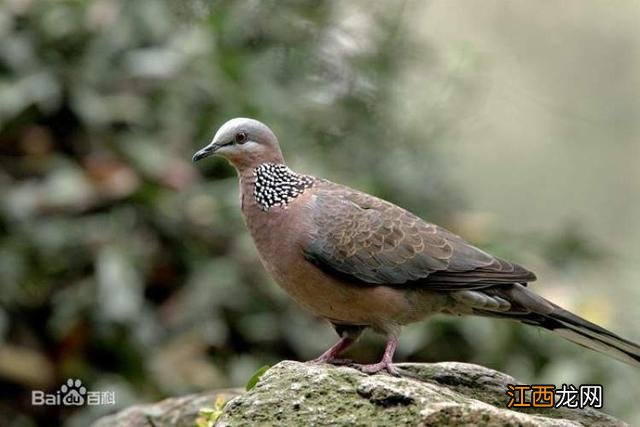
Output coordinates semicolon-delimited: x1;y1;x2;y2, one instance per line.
239;162;315;212
228;146;285;172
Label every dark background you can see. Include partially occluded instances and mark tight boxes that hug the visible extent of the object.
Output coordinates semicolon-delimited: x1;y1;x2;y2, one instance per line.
1;1;638;425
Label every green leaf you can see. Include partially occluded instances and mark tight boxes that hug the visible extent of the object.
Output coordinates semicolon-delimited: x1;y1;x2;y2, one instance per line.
245;365;270;391
195;397;226;427
198;407;215;416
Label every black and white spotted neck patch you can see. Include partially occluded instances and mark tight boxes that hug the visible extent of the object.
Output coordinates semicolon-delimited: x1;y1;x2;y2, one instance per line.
253;163;314;211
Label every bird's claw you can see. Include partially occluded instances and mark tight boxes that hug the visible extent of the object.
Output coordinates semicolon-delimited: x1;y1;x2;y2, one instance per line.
310;357;354;366
349;361;400;376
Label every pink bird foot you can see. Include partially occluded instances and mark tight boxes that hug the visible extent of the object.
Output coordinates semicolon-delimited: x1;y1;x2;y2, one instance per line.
310;336;355;366
350;361;400;376
348;336;400;376
312;356;354;365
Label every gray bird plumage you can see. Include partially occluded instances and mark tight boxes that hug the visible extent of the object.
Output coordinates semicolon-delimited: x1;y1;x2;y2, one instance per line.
304;181;536;288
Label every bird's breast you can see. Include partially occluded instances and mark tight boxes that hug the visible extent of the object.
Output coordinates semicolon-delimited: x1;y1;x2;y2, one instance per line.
238;179;443;330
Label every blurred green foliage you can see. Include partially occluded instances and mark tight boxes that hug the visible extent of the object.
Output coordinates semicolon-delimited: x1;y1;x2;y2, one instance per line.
0;1;636;426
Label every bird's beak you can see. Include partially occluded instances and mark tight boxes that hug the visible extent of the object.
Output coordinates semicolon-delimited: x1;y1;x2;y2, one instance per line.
192;145;216;163
192;141;230;163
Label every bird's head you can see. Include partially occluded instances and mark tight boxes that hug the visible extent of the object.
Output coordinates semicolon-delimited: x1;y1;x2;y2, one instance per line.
192;118;284;170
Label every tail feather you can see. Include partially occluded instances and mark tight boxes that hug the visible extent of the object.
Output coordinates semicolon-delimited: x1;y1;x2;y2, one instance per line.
477;283;640;367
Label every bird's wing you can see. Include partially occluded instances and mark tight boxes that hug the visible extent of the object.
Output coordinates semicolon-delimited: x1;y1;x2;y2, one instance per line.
304;181;536;290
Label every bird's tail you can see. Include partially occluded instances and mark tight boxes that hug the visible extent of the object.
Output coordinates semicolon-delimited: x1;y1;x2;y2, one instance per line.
476;283;640;367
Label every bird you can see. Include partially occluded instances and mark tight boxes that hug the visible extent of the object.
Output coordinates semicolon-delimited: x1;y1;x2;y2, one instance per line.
193;117;640;375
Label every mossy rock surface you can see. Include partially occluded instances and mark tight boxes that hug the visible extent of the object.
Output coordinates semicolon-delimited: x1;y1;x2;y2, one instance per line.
94;361;626;426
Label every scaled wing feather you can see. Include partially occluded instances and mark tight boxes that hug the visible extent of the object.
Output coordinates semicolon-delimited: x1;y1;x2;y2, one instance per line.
304;181;535;289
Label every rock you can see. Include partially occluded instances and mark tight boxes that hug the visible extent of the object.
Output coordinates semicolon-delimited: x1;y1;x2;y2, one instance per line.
92;389;242;427
93;361;626;426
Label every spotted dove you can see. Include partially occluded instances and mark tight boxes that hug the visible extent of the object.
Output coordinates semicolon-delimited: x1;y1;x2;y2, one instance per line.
193;118;640;374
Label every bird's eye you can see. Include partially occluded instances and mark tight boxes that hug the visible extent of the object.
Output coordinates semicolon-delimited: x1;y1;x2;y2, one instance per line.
235;132;247;144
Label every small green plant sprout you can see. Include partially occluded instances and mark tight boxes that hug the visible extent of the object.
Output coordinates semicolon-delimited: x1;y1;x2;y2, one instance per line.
195;394;227;427
245;365;270;391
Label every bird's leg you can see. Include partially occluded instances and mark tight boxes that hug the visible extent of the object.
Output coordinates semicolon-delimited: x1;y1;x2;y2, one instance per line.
312;324;365;365
350;335;399;376
311;336;355;365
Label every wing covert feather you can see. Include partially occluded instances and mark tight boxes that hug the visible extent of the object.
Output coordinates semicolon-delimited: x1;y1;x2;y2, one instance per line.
304;181;535;289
